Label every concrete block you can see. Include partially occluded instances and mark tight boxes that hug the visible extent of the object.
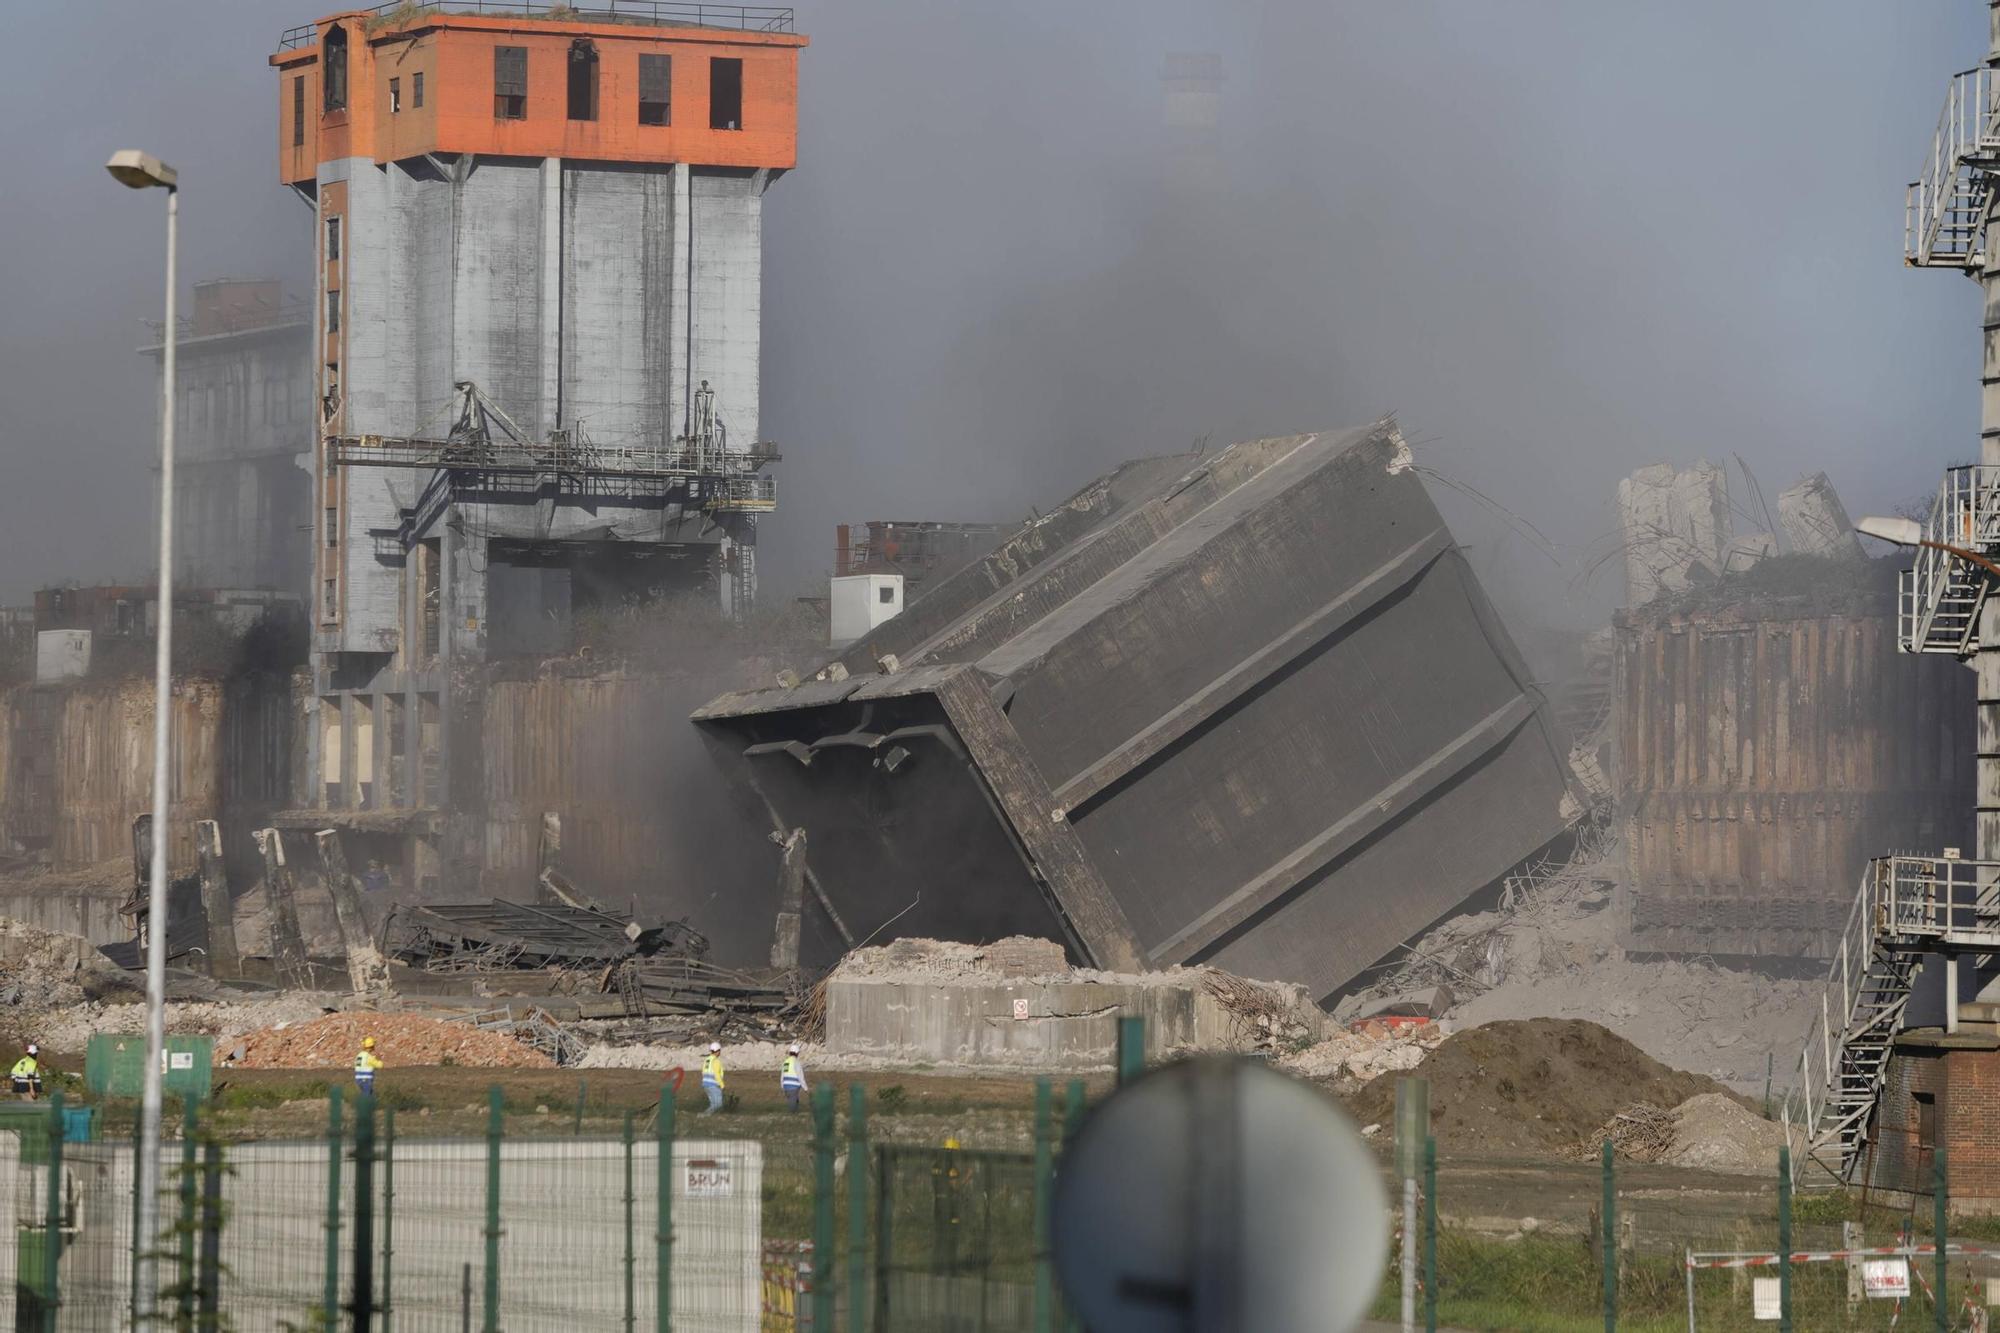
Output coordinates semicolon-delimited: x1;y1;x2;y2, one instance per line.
1778;471;1865;561
1618;460;1732;605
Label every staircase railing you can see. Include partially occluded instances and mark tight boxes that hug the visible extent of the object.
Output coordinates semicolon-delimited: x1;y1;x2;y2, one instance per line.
1784;854;2000;1184
1781;862;1879;1173
1902;465;2000;654
1907;65;2000;267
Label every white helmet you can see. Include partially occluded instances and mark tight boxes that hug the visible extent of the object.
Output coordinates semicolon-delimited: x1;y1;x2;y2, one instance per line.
708;1041;722;1053
788;1044;800;1055
24;1044;36;1056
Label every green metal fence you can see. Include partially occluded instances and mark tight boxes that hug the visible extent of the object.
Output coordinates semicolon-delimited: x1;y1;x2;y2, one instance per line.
0;1078;1079;1333
13;1070;1980;1333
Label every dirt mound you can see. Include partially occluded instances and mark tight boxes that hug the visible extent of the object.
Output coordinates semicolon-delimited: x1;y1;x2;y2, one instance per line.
232;1012;553;1070
1347;1019;1729;1156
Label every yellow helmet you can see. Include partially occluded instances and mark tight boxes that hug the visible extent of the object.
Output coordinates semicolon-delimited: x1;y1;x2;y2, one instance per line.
943;1136;961;1151
361;1037;377;1050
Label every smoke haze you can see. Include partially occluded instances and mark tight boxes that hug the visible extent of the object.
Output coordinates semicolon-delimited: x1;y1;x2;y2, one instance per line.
0;3;1985;632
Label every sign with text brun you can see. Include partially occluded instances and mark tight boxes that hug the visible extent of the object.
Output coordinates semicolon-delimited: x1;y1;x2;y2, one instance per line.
685;1158;734;1198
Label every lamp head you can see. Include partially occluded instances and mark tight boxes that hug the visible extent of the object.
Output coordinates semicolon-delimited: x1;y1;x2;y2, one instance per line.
106;149;177;191
1856;516;1923;547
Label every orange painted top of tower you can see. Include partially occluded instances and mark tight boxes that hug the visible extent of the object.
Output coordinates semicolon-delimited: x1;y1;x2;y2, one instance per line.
273;4;805;183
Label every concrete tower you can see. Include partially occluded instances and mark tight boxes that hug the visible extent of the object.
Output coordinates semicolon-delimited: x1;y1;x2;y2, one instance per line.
270;5;804;863
1162;53;1221;191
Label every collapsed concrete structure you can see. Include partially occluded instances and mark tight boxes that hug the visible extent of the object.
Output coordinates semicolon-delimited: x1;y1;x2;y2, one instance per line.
696;422;1582;1002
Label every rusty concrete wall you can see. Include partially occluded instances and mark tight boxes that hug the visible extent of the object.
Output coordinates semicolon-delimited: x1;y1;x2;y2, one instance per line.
0;673;300;877
474;666;773;954
1616;586;1973;958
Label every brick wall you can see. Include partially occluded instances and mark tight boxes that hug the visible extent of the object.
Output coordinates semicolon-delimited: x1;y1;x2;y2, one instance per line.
1869;1044;2000;1210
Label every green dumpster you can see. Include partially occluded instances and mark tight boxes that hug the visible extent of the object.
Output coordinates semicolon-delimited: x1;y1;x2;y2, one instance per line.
84;1034;211;1103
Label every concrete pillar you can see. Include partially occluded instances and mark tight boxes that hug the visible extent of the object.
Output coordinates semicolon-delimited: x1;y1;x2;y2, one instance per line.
1981;0;2000;896
255;828;311;987
670;161;692;442
540;157;564;433
770;827;808;970
194;819;239;979
314;829;388;994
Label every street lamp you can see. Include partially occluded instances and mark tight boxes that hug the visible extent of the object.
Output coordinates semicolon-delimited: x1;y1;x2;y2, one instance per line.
106;146;177;1326
1856;514;2000;580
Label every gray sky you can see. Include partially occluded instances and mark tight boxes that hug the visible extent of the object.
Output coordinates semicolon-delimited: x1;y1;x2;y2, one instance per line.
0;2;1983;629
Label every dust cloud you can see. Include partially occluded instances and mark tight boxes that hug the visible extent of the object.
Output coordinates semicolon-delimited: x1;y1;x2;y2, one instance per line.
0;1;1982;639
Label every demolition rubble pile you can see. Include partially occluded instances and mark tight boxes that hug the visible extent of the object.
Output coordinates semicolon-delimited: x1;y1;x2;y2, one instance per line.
1346;1019;1771;1161
1580;1092;1786;1177
1278;1019;1446;1083
0;919;138;1011
231;1012;553;1070
1340;830;1818;1092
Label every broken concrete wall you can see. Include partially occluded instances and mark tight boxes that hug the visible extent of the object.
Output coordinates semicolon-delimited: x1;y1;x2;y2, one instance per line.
824;974;1324;1070
1778;472;1866;562
1618;461;1733;605
1616;563;1973;957
698;423;1581;1004
0;674;298;875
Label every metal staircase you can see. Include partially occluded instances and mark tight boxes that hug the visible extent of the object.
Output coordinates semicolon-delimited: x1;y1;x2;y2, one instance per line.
1785;855;2000;1184
1907;65;2000;268
1898;464;2000;654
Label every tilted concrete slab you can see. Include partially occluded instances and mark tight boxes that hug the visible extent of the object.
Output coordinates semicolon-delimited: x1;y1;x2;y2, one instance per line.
694;422;1580;1001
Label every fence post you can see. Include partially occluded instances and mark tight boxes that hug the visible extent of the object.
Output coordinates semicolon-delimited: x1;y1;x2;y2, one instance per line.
1032;1079;1053;1333
1935;1140;1949;1333
1063;1079;1085;1333
811;1084;836;1333
382;1105;397;1333
353;1092;378;1333
179;1097;197;1331
130;1105;144;1327
656;1081;675;1333
1601;1140;1616;1333
483;1086;502;1333
575;1078;587;1137
872;1142;893;1333
325;1086;344;1333
622;1111;636;1333
847;1083;868;1332
1424;1135;1437;1333
1777;1145;1791;1333
41;1092;64;1333
198;1136;222;1331
1116;1015;1145;1087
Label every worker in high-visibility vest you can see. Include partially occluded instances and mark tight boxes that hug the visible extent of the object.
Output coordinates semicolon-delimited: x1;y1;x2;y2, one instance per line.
780;1043;807;1112
354;1036;382;1096
701;1041;726;1115
10;1044;40;1101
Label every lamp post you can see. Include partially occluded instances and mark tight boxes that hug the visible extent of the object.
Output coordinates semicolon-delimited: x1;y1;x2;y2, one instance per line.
106;146;177;1325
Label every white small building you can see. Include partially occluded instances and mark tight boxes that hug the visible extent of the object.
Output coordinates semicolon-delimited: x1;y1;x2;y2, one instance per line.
34;630;91;683
830;574;903;648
